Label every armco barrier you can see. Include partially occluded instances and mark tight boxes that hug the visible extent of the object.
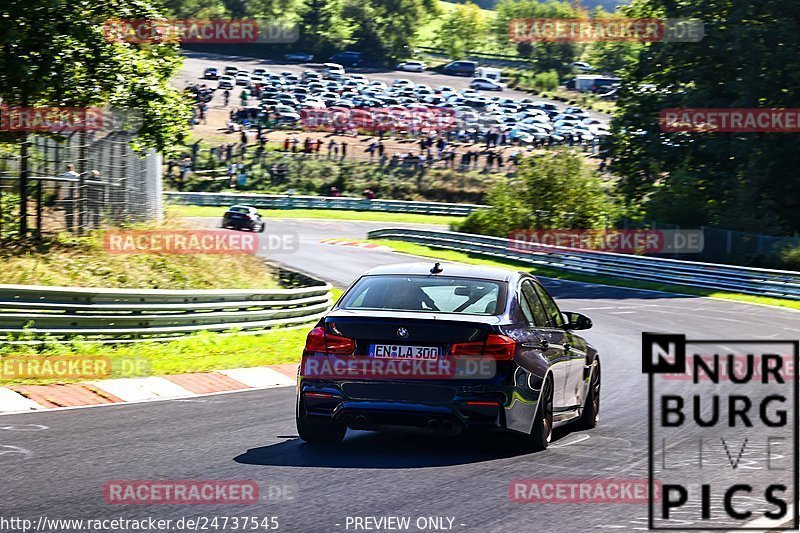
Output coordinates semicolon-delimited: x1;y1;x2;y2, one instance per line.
0;280;332;343
366;228;800;300
165;191;485;217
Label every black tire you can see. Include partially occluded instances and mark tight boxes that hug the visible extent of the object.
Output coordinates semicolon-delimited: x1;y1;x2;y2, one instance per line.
296;405;346;445
258;222;265;233
578;361;601;430
530;377;554;451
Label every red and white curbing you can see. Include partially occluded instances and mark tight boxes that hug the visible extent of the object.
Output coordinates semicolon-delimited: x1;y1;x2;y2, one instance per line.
0;364;297;414
320;238;392;251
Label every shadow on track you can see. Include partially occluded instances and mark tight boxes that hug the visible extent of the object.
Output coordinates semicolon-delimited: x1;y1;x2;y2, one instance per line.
234;426;572;469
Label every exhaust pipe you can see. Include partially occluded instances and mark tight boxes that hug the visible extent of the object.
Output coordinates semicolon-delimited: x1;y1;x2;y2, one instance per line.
351;415;368;429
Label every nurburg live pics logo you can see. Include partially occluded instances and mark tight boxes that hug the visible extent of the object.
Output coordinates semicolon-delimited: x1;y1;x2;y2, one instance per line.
642;333;799;530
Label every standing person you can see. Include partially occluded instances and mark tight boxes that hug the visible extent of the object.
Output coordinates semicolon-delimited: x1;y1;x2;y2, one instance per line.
340;141;348;160
227;162;237;187
304;137;311;154
327;139;337;158
240;129;248;146
223;89;230;107
198;102;208;124
486;151;495;171
436;137;446;159
377;141;385;157
290;136;299;153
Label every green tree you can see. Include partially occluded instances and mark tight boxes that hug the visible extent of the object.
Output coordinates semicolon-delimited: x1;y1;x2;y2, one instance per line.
0;0;191;236
608;0;800;233
298;0;355;54
341;0;437;62
151;0;228;18
457;151;619;236
494;0;580;75
436;2;487;59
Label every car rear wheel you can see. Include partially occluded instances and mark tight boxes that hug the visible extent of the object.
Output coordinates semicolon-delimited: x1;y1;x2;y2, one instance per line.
530;377;554;451
578;361;600;429
297;404;346;444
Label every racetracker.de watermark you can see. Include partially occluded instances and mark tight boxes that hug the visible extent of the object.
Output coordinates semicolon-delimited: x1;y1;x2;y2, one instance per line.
102;19;298;44
660;108;800;132
300;354;497;380
509;18;703;42
508;229;704;255
0;356;151;380
509;479;661;503
105;230;257;255
300;107;458;134
0;107;142;133
104;481;259;505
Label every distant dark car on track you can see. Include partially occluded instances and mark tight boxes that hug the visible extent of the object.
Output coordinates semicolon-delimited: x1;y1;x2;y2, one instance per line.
221;205;265;232
203;67;219;79
296;262;600;449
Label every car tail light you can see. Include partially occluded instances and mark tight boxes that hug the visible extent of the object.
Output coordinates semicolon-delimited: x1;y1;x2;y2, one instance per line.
304;326;355;355
450;334;516;360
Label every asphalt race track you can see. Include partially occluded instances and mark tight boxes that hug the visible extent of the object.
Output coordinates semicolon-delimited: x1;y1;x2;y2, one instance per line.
2;218;798;532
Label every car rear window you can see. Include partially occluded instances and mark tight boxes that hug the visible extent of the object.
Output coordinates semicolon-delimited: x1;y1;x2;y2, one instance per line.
229;207;250;213
339;275;506;315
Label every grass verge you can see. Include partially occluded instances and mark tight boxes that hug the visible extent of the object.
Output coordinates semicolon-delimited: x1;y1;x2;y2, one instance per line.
168;204;462;226
0;224;278;289
373;239;800;311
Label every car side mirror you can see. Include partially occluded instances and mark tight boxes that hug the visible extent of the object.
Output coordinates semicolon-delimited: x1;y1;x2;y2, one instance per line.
563;312;592;331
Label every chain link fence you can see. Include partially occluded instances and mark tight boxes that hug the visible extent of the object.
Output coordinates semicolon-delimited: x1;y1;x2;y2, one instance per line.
0;131;162;238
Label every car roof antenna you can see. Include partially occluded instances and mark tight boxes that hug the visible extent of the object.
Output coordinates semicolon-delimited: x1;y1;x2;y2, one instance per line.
430;262;443;274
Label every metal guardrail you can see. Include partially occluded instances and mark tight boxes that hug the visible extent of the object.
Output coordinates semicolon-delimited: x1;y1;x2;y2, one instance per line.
165;191;484;217
0;282;332;343
367;228;800;300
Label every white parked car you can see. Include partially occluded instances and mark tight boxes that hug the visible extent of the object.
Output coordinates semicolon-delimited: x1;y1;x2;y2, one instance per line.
570;61;594;72
392;78;415;87
323;63;345;76
397;60;427;72
217;76;235;89
235;72;251;85
470;78;507;91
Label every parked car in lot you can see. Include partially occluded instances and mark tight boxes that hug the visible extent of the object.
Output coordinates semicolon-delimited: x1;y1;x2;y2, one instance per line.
296;262;601;449
570;61;594;72
442;60;477;77
329;51;362;67
224;66;239;76
235;71;251;86
470;77;507;91
221;205;265;232
203;67;219;79
284;52;314;62
397;60;427;72
217;76;235;89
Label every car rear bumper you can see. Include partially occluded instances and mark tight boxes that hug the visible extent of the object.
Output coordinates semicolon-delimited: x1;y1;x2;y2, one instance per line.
298;378;531;433
223;219;255;230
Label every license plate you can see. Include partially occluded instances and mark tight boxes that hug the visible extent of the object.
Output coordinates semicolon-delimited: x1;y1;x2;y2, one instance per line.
369;344;440;360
